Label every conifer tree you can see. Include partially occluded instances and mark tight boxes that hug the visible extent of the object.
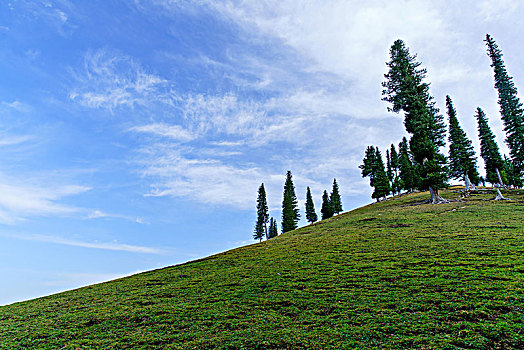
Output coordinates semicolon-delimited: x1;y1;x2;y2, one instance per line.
398;137;416;192
386;149;393;182
446;96;480;189
372;147;392;201
305;187;318;223
330;179;343;214
476;107;505;186
360;146;378;186
485;34;524;179
360;146;392;201
389;144;402;194
268;217;278;239
254;183;269;242
382;39;448;203
503;156;523;188
281;171;300;233
321;190;334;220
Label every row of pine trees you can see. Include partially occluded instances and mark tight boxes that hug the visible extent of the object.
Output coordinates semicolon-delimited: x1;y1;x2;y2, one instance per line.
254;172;343;242
253;34;523;241
362;34;523;202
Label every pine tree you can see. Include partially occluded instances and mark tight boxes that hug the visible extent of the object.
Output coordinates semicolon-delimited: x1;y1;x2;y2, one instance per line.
382;39;448;203
254;183;269;242
485;34;524;179
372;147;392;201
503;156;523;188
446;96;480;189
305;187;318;223
330;179;343;214
476;107;506;186
268;217;278;239
360;146;377;186
389;144;401;194
281;171;300;233
321;190;334;220
386;149;393;182
360;146;392;201
398;137;416;192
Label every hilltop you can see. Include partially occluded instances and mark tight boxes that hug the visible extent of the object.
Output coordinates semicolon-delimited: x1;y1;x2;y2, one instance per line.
1;188;523;349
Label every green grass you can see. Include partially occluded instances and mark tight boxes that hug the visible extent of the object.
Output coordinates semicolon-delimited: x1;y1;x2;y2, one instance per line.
1;188;523;349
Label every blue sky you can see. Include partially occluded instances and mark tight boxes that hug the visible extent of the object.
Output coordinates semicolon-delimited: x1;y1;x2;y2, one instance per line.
1;0;523;305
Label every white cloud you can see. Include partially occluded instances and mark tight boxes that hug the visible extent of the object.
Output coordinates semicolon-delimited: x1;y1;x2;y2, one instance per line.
0;135;33;147
5;232;163;254
70;49;170;110
129;123;195;142
0;175;90;224
2;100;31;112
140;147;265;209
87;210;148;224
478;0;520;21
82;1;524;211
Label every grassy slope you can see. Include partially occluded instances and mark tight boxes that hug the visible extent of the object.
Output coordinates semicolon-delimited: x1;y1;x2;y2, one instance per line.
1;189;523;349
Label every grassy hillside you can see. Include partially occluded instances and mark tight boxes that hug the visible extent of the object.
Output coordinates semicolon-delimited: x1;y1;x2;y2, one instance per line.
1;188;523;349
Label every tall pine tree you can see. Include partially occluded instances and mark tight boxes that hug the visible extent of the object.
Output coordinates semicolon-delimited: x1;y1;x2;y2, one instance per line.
485;34;524;181
305;187;318;223
330;179;343;214
281;171;300;233
446;95;480;189
476;107;506;186
254;183;269;242
382;39;448;203
321;190;334;220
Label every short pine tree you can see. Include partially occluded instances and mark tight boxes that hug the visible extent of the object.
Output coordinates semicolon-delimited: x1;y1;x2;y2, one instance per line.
268;217;278;239
360;146;378;187
254;183;269;242
281;171;300;233
372;147;392;201
330;179;343;214
321;190;334;220
305;187;318;223
386;149;393;182
360;146;392;201
485;34;524;178
398;137;416;192
476;107;505;186
446;96;480;187
389;144;402;194
503;156;523;188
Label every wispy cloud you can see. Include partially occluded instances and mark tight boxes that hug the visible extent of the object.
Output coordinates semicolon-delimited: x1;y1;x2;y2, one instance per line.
0;135;33;147
6;233;163;254
2;100;32;113
129;123;195;142
87;209;148;224
70;49;171;111
72;0;524;211
0;176;90;224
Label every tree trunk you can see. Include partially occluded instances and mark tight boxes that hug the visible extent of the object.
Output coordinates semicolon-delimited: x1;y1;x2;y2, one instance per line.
493;188;509;200
429;186;449;204
496;168;504;187
464;173;475;191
